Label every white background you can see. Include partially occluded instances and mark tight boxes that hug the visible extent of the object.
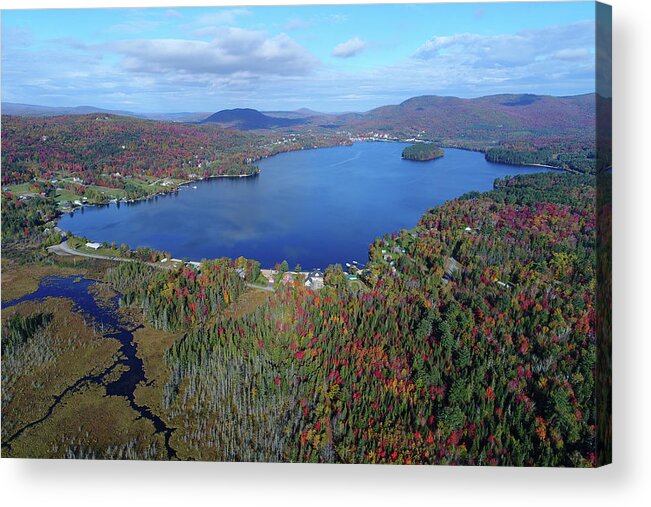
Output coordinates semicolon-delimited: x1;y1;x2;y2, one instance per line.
1;0;649;505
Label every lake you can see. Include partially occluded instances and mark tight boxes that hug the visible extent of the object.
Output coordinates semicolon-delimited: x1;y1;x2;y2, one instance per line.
59;142;550;269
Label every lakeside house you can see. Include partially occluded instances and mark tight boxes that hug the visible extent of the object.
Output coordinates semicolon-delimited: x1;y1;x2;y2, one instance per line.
85;242;101;250
304;270;324;290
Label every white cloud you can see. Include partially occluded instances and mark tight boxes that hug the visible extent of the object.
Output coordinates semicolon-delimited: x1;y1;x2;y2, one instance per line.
332;37;367;58
113;28;318;78
553;48;592;61
195;8;250;26
1;15;597;113
415;21;594;68
2;26;33;47
403;20;595;95
108;20;161;34
284;17;314;31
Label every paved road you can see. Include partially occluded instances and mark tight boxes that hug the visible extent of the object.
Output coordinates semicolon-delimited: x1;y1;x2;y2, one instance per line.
47;241;275;292
48;241;134;263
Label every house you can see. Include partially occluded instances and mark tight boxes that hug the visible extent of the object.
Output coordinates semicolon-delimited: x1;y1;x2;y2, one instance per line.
305;270;324;290
305;276;324;290
235;268;246;279
85;242;101;250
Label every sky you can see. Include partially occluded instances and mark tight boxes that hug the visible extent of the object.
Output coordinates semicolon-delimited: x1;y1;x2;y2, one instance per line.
1;2;597;113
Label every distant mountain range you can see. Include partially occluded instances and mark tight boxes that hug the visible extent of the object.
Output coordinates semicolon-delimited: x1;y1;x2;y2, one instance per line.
2;93;597;144
197;93;595;140
324;93;596;137
0;102;212;123
1;103;136;118
200;108;306;130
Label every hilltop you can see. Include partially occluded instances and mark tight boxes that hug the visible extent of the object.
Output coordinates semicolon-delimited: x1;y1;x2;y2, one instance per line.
331;93;595;142
200;108;306;130
2;93;599;172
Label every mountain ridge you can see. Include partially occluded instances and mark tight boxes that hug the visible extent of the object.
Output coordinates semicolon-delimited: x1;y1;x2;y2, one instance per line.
200;108;306;130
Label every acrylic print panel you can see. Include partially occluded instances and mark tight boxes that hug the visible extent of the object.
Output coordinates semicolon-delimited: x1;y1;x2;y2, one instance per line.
1;1;611;466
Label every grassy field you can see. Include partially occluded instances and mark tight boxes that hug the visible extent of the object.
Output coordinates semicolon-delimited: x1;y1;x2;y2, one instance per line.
6;384;167;459
1;256;179;459
129;313;180;416
67;236;127;258
1;252;276;460
2;298;122;448
222;288;272;320
4;183;35;195
54;188;82;203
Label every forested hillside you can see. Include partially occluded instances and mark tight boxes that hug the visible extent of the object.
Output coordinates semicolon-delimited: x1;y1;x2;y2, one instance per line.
335;94;597;173
1;114;349;188
105;171;598;465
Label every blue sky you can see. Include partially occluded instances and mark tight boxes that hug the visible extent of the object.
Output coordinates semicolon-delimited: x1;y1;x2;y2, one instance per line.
2;2;597;113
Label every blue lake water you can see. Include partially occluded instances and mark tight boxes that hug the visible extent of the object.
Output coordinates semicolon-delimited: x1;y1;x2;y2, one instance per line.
59;143;550;269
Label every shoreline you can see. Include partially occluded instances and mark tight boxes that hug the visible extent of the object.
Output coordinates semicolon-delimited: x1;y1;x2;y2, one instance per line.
54;138;566;216
57;138;353;214
175;169;260;190
53;141;570;268
46;241;319;292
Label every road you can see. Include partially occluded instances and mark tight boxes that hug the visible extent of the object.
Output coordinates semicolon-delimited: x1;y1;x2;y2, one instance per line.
48;241;134;263
47;241;276;292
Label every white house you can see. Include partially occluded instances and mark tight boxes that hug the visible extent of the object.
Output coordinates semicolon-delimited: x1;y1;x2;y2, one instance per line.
85;242;101;250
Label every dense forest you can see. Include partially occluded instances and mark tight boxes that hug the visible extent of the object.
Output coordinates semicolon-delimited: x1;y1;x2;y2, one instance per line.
1;190;58;242
402;144;444;161
1;114;350;188
1;96;607;463
106;258;254;330
102;171;598;465
485;146;596;173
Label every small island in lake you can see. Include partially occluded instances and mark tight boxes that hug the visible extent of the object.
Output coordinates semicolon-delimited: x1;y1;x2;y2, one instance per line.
401;143;445;161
